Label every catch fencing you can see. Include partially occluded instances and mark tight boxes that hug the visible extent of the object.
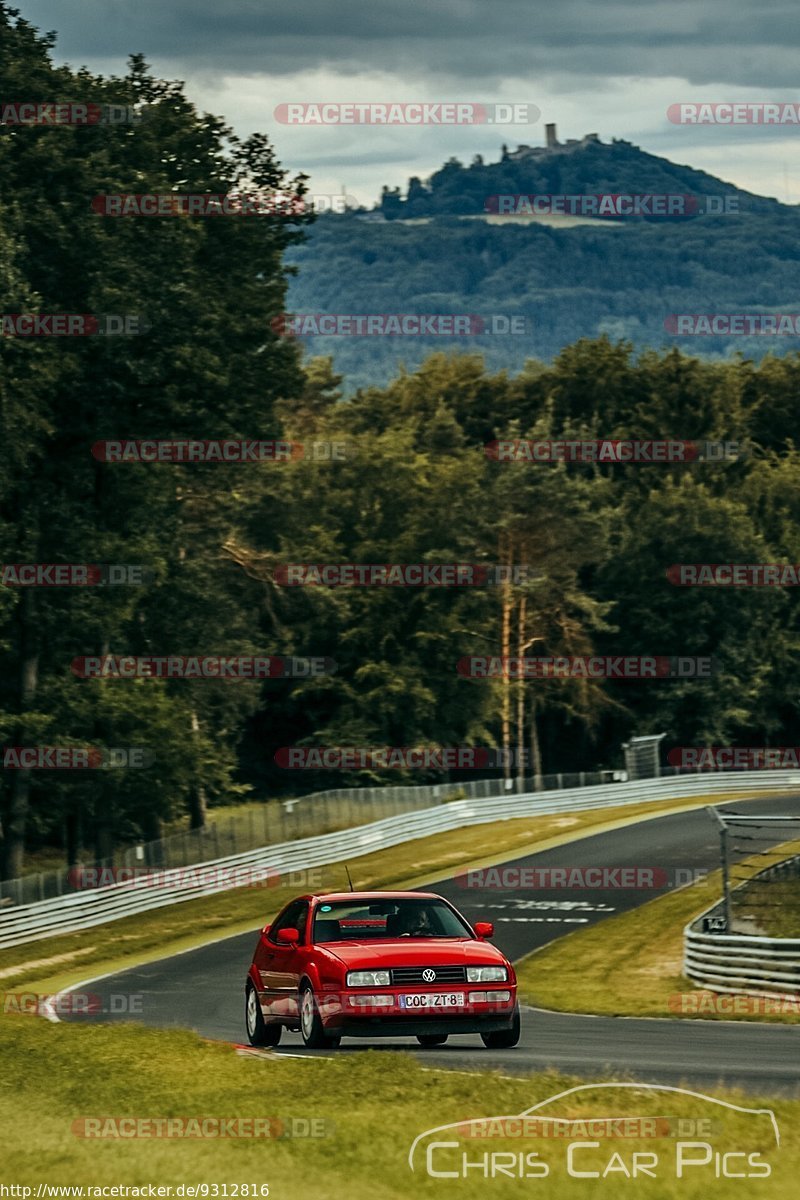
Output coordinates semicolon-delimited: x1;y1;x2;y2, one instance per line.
685;839;800;998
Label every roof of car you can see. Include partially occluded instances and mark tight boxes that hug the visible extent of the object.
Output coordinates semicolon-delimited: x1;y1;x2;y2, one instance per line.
306;890;441;902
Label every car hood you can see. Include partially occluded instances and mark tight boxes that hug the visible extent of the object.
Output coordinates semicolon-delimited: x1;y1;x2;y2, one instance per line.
320;938;509;969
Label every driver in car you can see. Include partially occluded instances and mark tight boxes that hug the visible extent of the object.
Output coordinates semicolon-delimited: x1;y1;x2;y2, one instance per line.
396;905;435;937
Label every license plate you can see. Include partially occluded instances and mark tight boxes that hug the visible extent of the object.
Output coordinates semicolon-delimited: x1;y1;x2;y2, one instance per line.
400;992;464;1009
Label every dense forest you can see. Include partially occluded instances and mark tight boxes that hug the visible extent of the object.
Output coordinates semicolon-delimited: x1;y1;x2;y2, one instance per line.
2;6;800;877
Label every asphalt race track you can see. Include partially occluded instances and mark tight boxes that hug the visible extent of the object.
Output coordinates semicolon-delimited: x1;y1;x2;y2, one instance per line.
60;796;800;1095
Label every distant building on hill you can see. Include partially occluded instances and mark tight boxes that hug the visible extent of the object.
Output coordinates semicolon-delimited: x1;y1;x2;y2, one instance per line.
507;125;601;161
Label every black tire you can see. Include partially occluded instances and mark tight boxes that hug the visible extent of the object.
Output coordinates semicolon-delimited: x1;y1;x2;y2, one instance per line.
416;1033;448;1047
245;982;282;1047
299;984;341;1049
480;1006;521;1049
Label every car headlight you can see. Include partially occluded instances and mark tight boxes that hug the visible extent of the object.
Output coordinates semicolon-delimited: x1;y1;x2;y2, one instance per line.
466;965;508;983
347;970;391;987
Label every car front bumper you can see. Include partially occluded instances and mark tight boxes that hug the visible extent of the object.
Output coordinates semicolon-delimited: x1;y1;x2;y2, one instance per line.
336;1012;517;1037
317;987;517;1033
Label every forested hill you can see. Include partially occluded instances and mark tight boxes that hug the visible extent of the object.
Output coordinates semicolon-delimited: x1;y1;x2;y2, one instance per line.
375;135;782;219
286;137;800;391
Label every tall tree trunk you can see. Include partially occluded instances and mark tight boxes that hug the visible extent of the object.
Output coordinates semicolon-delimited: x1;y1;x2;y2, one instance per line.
529;699;543;791
3;590;40;880
516;595;526;793
500;549;512;785
188;709;208;829
65;805;83;868
92;635;113;865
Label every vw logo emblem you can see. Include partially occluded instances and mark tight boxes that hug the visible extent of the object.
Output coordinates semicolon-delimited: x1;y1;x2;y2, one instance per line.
422;968;436;983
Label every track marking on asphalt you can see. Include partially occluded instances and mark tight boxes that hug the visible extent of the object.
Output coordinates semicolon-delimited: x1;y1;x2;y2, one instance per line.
496;917;591;923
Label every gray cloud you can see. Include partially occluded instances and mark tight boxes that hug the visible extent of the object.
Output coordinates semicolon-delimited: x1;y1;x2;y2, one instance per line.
18;0;800;86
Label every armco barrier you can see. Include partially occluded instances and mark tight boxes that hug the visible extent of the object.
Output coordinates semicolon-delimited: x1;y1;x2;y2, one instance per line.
0;769;621;907
684;853;800;999
2;769;800;949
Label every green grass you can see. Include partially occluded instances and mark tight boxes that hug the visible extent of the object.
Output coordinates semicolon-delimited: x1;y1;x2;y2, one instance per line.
516;841;800;1024
0;793;741;998
0;1016;796;1197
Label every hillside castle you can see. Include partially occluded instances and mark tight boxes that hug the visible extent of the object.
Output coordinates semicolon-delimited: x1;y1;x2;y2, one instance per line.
505;123;603;161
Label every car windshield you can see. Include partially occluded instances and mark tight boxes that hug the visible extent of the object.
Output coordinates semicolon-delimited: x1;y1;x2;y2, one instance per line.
312;898;471;942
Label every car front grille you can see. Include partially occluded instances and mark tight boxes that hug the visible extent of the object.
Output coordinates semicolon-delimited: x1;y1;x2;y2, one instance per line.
390;965;467;985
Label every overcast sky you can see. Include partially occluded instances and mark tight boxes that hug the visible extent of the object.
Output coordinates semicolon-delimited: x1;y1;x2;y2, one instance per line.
17;0;800;205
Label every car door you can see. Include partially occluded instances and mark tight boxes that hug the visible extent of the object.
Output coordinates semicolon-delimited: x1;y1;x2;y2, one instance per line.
258;899;309;1020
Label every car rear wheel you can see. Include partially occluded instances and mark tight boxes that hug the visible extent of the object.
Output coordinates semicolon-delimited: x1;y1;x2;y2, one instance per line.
299;985;341;1049
416;1033;448;1047
480;1006;521;1049
245;983;282;1047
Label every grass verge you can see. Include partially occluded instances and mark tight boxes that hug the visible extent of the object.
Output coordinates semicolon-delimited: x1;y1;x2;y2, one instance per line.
0;1015;795;1197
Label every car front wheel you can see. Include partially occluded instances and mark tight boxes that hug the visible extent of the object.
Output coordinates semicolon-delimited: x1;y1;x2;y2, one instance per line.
245;982;281;1047
299;985;341;1049
480;1006;521;1049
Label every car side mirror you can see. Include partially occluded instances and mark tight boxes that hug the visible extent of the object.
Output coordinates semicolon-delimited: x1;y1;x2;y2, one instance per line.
276;926;300;945
474;921;494;939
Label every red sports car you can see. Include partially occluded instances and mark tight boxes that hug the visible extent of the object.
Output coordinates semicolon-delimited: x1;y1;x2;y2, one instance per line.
244;890;520;1049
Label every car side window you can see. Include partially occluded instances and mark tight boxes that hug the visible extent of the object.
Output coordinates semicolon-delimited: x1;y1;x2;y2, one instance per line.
269;900;308;945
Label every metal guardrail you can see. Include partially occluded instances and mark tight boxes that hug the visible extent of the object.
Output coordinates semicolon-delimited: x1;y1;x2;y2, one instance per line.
0;769;622;907
684;851;800;998
3;768;800;950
